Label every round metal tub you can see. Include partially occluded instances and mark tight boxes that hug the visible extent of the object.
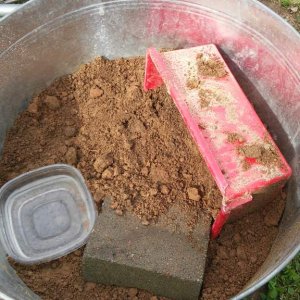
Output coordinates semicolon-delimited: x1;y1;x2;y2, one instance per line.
0;1;299;299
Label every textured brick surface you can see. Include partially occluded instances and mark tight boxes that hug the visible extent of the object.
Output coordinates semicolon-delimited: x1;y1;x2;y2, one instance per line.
83;200;211;300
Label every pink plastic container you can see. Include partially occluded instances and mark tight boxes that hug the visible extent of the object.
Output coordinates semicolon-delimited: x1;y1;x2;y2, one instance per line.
144;45;292;237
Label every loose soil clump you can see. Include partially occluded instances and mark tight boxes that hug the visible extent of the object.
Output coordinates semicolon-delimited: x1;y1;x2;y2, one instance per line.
238;141;282;170
0;56;286;300
227;133;245;144
196;53;228;78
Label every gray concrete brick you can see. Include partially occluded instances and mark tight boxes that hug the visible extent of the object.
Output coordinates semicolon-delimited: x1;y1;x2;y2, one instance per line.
82;200;211;300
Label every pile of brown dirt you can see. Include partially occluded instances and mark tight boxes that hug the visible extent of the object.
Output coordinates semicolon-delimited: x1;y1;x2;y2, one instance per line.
0;56;285;300
9;250;161;300
201;194;285;300
0;57;222;223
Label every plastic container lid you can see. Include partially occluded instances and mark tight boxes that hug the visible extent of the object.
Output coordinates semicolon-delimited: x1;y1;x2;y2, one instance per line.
0;164;97;264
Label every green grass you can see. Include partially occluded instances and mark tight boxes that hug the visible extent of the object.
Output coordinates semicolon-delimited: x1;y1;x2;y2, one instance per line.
261;253;300;300
280;0;300;6
280;0;291;7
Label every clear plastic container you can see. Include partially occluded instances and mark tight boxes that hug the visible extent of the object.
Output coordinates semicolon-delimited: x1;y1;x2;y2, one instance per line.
0;164;96;264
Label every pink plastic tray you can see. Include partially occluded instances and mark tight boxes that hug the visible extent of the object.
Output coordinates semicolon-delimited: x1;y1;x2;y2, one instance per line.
144;45;292;238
